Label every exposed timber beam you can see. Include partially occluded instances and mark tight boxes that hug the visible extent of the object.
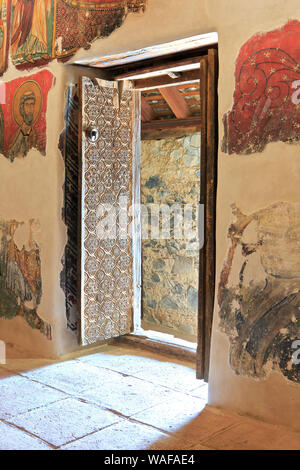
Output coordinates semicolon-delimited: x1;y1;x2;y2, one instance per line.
134;70;200;91
159;86;192;119
114;56;202;80
142;116;201;140
141;95;156;122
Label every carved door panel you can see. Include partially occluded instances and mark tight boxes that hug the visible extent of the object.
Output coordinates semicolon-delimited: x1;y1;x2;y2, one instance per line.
79;77;140;346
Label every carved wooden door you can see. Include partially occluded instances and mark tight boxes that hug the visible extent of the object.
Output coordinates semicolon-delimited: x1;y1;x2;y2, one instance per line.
78;77;140;346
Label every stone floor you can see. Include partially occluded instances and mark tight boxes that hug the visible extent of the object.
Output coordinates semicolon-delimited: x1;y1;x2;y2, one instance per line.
0;343;300;450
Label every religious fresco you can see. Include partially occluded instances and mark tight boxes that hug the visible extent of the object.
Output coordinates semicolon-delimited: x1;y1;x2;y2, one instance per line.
223;21;300;155
60;84;80;332
0;1;148;75
55;0;147;61
6;0;147;71
0;1;11;75
0;217;51;339
218;202;300;383
0;70;54;161
10;0;56;68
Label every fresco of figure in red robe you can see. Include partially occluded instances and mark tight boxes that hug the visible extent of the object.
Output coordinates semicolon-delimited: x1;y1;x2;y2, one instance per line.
0;70;54;161
223;20;300;155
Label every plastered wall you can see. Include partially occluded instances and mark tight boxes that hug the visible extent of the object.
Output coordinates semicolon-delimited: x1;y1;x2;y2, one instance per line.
2;0;300;429
0;0;209;359
206;0;300;430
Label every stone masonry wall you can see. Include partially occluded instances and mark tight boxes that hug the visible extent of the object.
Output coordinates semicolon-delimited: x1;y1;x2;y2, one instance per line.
141;133;200;339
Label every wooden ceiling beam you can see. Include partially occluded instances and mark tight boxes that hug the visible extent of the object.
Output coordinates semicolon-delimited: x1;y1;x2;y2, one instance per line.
141;95;156;122
133;70;200;91
159;86;191;119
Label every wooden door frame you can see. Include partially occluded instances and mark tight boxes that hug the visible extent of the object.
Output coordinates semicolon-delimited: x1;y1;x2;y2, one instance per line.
127;47;219;379
75;46;219;376
196;49;218;382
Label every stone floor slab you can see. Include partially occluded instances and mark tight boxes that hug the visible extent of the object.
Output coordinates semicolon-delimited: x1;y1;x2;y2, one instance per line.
189;384;209;400
150;438;213;450
131;361;202;392
10;397;122;447
78;375;181;417
170;407;242;445
77;349;162;376
0;421;52;450
20;360;124;395
201;418;300;450
133;394;206;433
60;420;167;450
0;374;67;419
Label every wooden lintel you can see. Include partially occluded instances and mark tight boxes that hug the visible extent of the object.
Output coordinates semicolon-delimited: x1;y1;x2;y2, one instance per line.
141;117;201;140
159;86;192;119
134;70;200;91
113;56;204;80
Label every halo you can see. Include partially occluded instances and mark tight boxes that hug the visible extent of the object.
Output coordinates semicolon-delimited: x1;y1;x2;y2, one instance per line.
12;80;43;128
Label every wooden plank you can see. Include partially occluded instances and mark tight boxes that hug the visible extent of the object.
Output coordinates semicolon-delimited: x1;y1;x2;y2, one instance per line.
197;57;208;380
141;116;201;140
134;70;200;91
186;99;201;106
77;77;83;345
114;56;202;80
79;78;135;345
108;49;209;78
196;50;218;382
114;335;196;363
159;86;191;119
142;116;200;129
132;91;142;332
141;95;155;122
203;48;218;382
144;95;165;102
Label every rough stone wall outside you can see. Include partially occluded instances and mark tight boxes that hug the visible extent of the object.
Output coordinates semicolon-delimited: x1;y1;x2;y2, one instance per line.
141;133;200;339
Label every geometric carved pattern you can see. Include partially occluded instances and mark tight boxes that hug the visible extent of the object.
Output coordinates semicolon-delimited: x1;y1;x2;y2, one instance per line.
80;77;134;345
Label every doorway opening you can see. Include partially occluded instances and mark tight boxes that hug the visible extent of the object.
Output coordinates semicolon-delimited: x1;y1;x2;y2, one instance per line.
139;83;201;348
74;34;218;381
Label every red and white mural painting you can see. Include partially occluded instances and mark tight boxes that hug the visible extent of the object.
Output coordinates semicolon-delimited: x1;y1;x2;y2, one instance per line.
223;20;300;154
0;70;54;161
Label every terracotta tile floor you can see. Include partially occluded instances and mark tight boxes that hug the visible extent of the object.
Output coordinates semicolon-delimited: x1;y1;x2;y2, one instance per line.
0;344;300;450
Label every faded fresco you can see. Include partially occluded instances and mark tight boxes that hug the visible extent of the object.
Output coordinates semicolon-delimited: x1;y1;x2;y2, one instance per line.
0;218;51;339
0;0;11;74
223;21;300;155
0;70;54;161
219;202;300;383
55;0;147;61
60;84;79;332
3;0;147;72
